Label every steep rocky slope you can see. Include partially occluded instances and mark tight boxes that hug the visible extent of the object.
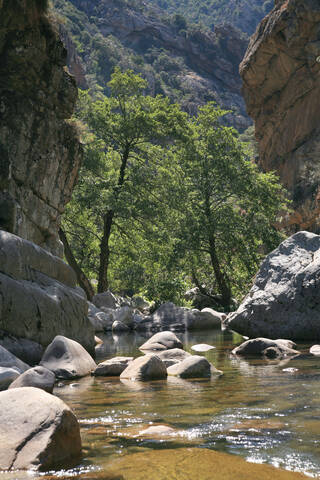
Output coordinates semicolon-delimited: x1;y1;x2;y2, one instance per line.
52;0;251;130
0;0;82;255
240;0;320;232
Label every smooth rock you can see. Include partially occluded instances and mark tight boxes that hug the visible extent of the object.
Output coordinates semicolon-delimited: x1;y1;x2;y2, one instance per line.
232;338;300;358
139;425;175;436
0;345;29;373
0;387;81;470
92;291;118;310
93;357;133;376
9;366;55;393
167;355;222;378
226;232;320;340
0;334;43;365
139;331;183;351
40;335;96;379
0;367;20;391
88;302;114;332
120;355;167;381
112;320;130;332
113;306;134;327
156;348;191;362
310;345;320;356
191;344;216;352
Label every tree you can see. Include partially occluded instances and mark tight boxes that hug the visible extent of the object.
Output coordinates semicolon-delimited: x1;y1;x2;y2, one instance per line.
65;68;188;293
173;103;287;309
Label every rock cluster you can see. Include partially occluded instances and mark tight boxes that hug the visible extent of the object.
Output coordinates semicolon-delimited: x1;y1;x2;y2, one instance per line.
240;0;320;232
0;0;82;255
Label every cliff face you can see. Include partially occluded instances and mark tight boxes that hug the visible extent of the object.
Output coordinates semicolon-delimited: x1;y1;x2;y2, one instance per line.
0;0;82;255
240;0;320;232
53;0;250;130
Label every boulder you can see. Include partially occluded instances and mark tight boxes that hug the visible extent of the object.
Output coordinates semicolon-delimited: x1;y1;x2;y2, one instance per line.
93;357;133;376
232;338;300;358
139;425;175;436
156;348;191;368
0;334;43;365
132;296;151;312
167;355;222;378
0;345;29;373
191;344;216;352
310;345;320;356
9;366;55;393
92;291;118;310
87;302;114;332
40;335;96;379
226;232;320;340
139;331;183;351
120;355;167;381
0;387;81;470
0;367;20;391
112;320;130;332
113;306;134;327
0;232;95;354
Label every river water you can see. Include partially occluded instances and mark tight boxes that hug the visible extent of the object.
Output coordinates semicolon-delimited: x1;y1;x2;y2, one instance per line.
3;329;320;479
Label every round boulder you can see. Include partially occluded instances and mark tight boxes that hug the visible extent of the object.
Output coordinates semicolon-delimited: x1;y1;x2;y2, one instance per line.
9;366;55;393
0;387;81;471
120;355;167;381
93;357;133;376
139;331;183;351
40;335;96;379
167;355;222;378
232;338;300;358
0;367;20;391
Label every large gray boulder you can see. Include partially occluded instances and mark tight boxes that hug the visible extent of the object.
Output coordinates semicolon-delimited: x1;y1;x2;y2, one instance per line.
93;357;133;376
167;355;222;378
232;338;300;358
120;355;167;381
40;335;96;379
0;387;81;470
87;302;114;332
92;290;118;309
0;367;20;391
0;345;29;373
149;302;222;331
9;366;55;393
226;232;320;340
139;331;183;351
0;334;43;365
0;231;95;354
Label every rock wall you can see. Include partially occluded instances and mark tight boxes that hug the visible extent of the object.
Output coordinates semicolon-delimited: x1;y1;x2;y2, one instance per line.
0;0;82;256
240;0;320;232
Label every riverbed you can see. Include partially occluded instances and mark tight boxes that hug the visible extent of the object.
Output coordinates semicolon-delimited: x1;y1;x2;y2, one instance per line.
2;329;320;479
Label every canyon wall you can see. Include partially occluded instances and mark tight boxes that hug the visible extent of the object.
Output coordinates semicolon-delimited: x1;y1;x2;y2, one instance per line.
240;0;320;232
0;0;82;256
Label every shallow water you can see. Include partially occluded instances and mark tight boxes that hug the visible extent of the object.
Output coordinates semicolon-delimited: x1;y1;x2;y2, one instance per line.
3;329;320;479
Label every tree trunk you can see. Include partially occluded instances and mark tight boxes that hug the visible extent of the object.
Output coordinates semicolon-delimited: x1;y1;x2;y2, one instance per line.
97;210;114;293
97;146;130;293
208;235;231;310
58;228;95;301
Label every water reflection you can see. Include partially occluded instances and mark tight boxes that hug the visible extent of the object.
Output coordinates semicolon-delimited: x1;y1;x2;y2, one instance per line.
3;329;320;479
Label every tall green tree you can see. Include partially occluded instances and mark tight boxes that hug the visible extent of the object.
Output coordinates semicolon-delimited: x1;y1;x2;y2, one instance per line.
66;69;188;293
173;103;287;309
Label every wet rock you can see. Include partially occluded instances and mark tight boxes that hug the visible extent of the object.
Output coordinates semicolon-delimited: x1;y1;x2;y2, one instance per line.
310;345;320;356
0;345;29;373
0;367;20;391
232;338;300;358
167;355;222;378
112;320;130;333
9;366;55;393
191;344;216;352
139;425;175;436
120;355;167;381
40;335;96;379
226;232;320;340
139;331;183;351
0;387;81;470
93;357;133;376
